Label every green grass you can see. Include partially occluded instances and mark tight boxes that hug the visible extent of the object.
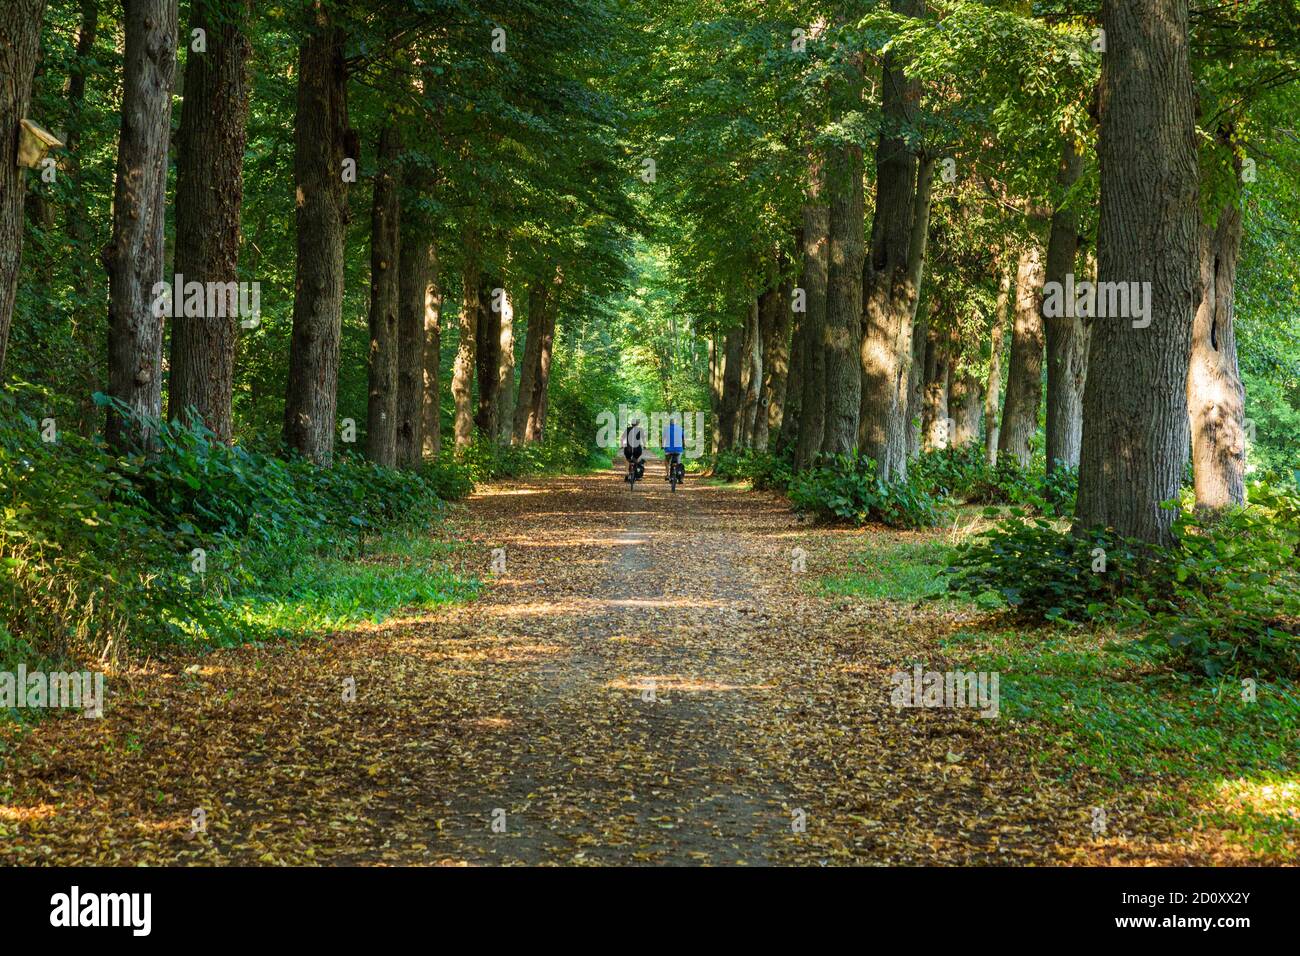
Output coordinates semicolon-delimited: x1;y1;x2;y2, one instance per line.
942;625;1300;855
816;538;955;601
191;526;480;645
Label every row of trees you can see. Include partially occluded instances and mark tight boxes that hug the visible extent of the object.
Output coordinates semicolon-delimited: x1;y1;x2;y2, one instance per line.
1;0;637;466
640;0;1299;545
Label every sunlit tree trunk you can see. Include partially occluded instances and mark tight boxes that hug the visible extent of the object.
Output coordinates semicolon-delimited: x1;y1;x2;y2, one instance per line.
1076;0;1199;545
513;277;548;443
66;0;101;433
998;244;1045;468
527;284;558;442
364;124;401;466
397;177;435;468
717;326;743;453
103;0;178;451
452;231;480;448
496;287;515;443
736;298;762;447
794;160;829;471
921;322;949;451
984;268;1011;465
949;370;982;447
419;244;443;461
474;276;501;438
760;279;794;452
1044;142;1088;474
821;128;866;458
1188;194;1245;509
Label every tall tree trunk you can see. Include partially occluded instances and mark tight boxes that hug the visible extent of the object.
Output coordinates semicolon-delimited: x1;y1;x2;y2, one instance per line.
283;5;351;463
474;276;501;438
904;297;928;459
420;243;443;460
761;279;794;452
984;268;1012;465
921;322;950;451
397;177;435;468
0;0;47;376
821;132;866;458
717;326;743;453
776;273;805;456
526;285;558;442
997;244;1045;468
513;277;547;443
1076;0;1199;545
708;335;723;455
168;0;251;443
452;232;480;447
857;0;933;481
752;285;779;450
66;0;100;433
365;124;401;466
794;160;829;471
1043;141;1088;474
736;298;762;447
1188;194;1245;509
103;0;178;451
495;286;515;443
949;369;982;447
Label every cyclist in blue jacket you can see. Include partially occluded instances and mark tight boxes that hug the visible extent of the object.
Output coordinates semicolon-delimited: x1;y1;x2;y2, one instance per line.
662;414;685;484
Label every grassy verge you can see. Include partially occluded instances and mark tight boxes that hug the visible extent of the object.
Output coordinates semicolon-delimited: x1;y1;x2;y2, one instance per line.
822;531;1300;858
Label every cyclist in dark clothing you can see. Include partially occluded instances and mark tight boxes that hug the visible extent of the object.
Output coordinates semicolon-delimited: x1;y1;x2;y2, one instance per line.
622;421;645;482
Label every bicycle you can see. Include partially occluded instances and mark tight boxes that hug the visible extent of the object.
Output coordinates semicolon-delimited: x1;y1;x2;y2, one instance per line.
625;455;645;490
665;453;685;492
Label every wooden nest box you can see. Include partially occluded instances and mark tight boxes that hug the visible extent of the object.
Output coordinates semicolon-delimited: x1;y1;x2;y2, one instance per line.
18;119;63;169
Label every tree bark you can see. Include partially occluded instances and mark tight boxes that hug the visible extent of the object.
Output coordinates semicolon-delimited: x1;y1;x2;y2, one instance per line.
921;321;950;451
984;268;1012;465
1043;141;1088;474
821;131;866;458
949;369;982;447
794;160;829;471
775;273;804;456
760;279;794;452
736;298;762;447
513;276;547;443
283;4;351;463
364;123;401;466
495;286;515;443
397;178;435;468
904;298;929;460
0;0;47;376
997;244;1045;468
858;0;933;481
419;243;443;460
474;276;501;439
708;335;723;455
1076;0;1199;545
717;325;743;453
103;0;178;451
452;231;480;447
527;283;558;442
168;0;251;443
65;0;100;433
1188;195;1245;509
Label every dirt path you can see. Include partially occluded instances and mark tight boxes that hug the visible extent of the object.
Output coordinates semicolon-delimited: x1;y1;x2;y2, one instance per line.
2;465;1154;865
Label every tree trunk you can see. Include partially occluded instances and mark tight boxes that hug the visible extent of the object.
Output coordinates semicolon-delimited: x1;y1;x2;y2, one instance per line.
857;0;933;481
420;244;443;460
736;298;762;447
168;0;251;443
949;370;982;447
794;160;829;471
495;286;515;443
1188;195;1245;509
821;132;866;458
397;182;435;468
283;5;351;463
474;276;501;439
0;0;47;375
921;322;950;451
761;279;794;452
103;0;178;451
364;124;401;466
1076;0;1199;545
708;335;723;455
527;285;558;442
452;233;480;447
984;268;1012;465
997;244;1045;468
904;297;929;459
66;0;101;433
513;278;546;443
776;273;805;456
717;326;743;453
1044;141;1088;474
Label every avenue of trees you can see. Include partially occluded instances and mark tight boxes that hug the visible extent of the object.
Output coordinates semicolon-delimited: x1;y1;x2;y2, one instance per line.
1;0;1298;554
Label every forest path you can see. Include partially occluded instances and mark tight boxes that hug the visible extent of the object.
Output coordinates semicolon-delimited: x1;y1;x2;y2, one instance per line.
3;464;1144;865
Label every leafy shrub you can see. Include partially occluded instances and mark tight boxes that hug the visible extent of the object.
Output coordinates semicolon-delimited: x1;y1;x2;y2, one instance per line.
909;444;1077;517
788;453;940;529
453;435;591;482
948;489;1300;678
711;448;792;491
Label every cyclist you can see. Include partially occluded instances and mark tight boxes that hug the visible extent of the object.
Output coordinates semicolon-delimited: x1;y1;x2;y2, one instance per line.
662;414;685;484
622;420;645;482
